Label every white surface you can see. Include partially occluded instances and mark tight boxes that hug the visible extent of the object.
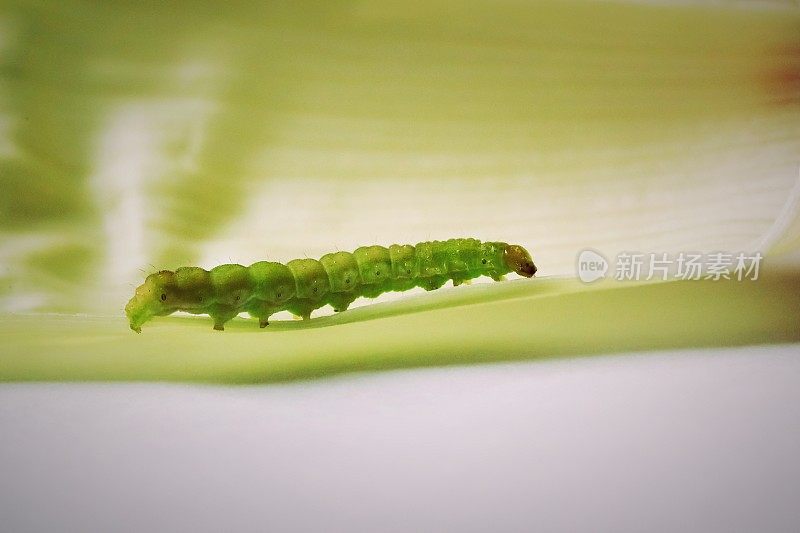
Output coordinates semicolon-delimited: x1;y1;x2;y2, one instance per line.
1;344;799;533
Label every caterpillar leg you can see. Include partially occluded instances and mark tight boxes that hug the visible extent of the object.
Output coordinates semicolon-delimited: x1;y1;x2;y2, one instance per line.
421;276;448;291
212;315;235;331
245;302;279;329
212;315;236;331
286;298;323;321
491;274;507;282
253;312;273;328
209;304;238;331
328;293;358;313
451;275;473;287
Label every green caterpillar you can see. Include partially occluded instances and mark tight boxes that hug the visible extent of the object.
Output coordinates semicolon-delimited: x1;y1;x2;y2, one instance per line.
125;238;536;333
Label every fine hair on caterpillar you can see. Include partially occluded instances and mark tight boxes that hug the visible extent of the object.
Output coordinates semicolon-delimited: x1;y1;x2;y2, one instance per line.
125;238;536;333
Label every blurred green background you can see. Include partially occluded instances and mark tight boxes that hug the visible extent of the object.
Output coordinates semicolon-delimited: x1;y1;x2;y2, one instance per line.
1;0;799;381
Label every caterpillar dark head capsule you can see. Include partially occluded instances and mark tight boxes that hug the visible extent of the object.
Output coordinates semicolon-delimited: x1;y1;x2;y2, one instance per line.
503;244;537;278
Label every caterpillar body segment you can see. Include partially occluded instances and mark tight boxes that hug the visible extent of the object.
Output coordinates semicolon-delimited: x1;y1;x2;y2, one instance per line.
125;238;536;333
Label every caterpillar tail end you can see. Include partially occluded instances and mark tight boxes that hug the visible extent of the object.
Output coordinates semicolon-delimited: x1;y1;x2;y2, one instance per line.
503;244;537;278
125;287;156;334
125;271;181;333
125;303;147;333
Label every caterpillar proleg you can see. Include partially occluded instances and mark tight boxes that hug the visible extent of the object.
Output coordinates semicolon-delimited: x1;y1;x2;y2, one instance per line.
125;239;536;333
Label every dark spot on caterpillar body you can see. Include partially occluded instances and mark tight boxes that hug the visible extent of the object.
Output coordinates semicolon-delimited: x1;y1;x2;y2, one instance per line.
125;238;536;332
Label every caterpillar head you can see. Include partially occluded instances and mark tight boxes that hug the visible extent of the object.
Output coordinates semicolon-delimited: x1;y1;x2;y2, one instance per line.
125;270;178;333
503;244;537;278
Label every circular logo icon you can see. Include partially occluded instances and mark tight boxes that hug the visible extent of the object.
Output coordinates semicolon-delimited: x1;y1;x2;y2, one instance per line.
577;249;608;283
